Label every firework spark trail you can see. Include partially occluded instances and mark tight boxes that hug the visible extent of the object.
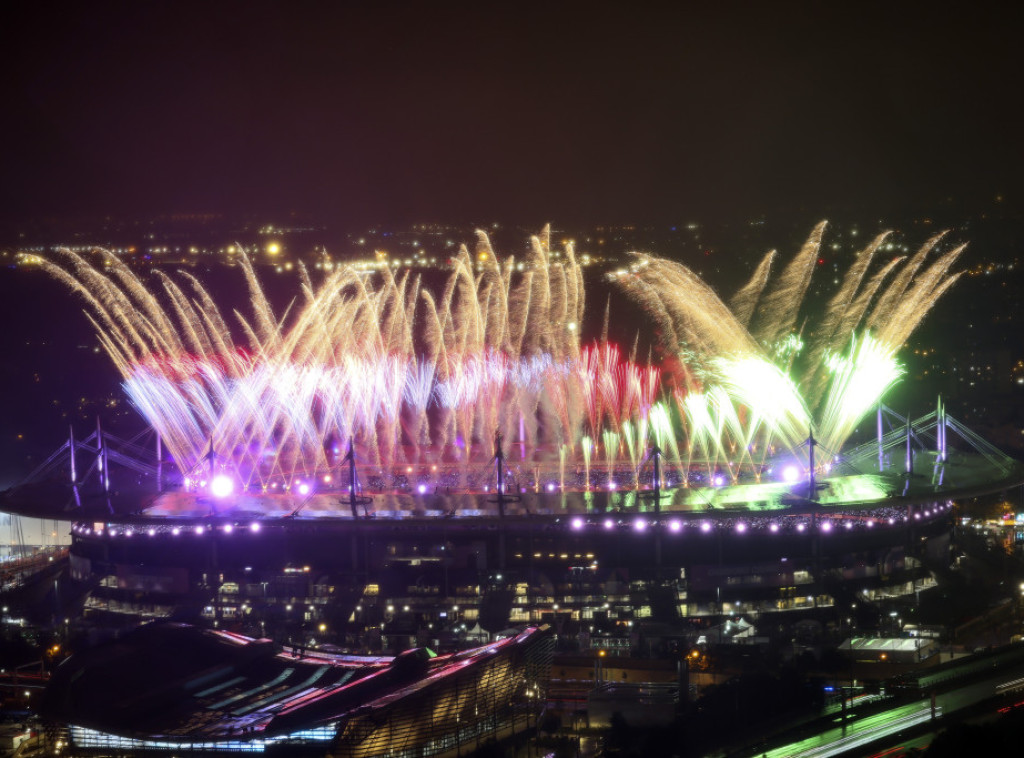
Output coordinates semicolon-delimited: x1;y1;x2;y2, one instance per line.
602;430;620;487
47;222;959;490
613;223;959;463
616;254;758;372
109;256;186;358
828;256;904;350
801;231;889;409
876;246;965;349
49;238;592;475
178;271;236;361
750;220;828;349
866;232;946;332
50;249;154;364
680;393;722;478
712;355;811;450
730;249;776;328
707;385;755;479
613;362;640;432
817;334;905;454
649;402;682;474
578;347;605;438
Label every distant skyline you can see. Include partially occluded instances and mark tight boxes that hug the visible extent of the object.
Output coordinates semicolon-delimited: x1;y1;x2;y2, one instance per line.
2;2;1021;228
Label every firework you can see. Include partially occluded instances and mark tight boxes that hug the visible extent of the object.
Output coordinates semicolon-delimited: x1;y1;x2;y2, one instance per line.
45;229;649;488
45;223;958;492
613;224;960;470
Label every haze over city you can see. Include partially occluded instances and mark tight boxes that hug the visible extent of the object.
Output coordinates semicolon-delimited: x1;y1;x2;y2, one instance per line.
1;2;1021;229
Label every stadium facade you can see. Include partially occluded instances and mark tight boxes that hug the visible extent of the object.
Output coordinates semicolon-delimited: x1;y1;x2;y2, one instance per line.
42;622;553;757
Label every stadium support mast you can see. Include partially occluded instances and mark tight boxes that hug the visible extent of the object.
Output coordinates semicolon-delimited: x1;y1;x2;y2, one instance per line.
493;431;506;519
877;403;884;473
905;414;914;475
69;425;77;485
651;444;663;513
937;396;947;463
807;429;817;498
96;416;109;493
345;437;360;520
156;433;163;492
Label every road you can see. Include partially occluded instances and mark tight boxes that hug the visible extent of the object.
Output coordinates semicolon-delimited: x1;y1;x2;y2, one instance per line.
756;661;1024;758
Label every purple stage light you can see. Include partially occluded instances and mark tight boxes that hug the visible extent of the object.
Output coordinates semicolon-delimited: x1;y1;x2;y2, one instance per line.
195;526;205;535
250;522;261;533
769;522;779;533
633;518;646;532
820;521;832;532
668;519;682;533
603;518;615;530
701;521;711;533
571;517;584;530
210;474;234;498
417;484;427;494
735;522;746;533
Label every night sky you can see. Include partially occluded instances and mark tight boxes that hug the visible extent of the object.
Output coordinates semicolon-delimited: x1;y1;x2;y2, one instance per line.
1;1;1021;226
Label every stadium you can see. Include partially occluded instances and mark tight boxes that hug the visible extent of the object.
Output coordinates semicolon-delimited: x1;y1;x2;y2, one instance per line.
5;224;1024;755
